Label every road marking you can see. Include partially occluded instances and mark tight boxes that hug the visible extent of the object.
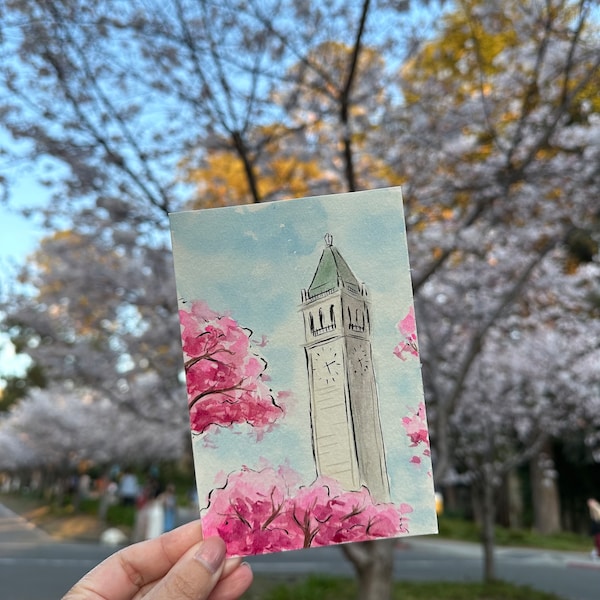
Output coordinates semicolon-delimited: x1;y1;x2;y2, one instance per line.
0;503;52;540
0;557;99;567
566;560;600;570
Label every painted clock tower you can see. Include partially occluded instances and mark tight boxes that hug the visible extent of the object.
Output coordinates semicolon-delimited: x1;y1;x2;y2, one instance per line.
301;234;390;503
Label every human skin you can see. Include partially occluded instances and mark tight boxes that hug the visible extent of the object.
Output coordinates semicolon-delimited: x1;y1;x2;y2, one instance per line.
62;520;253;600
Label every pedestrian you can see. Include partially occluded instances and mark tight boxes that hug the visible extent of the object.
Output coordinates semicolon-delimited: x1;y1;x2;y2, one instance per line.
146;486;166;539
98;475;119;523
118;470;139;506
132;480;151;542
587;498;600;560
162;483;177;532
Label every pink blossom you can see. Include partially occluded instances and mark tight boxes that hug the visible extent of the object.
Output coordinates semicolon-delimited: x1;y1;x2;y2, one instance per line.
393;307;419;360
398;307;416;337
201;466;413;557
401;402;431;468
179;301;289;436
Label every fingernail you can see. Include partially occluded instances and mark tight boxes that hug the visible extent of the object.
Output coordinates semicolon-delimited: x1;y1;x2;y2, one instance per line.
194;537;226;574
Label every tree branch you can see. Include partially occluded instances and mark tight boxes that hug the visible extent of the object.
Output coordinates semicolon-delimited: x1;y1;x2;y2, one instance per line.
339;0;371;192
434;237;556;482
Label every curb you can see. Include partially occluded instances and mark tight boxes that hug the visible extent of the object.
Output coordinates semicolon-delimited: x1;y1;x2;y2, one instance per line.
565;560;600;570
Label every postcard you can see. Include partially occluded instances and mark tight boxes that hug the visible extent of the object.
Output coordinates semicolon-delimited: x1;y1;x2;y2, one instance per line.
169;187;437;557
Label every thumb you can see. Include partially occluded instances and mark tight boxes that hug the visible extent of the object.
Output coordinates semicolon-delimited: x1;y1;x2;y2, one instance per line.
149;536;227;600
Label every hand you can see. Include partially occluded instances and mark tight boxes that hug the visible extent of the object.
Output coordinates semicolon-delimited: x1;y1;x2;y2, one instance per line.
62;520;253;600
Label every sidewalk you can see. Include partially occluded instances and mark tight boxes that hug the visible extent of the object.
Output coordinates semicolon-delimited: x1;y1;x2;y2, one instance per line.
0;494;104;542
0;493;200;543
0;503;53;544
408;534;600;570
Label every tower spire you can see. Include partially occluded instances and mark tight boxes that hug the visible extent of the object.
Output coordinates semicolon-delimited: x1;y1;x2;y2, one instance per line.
306;235;360;298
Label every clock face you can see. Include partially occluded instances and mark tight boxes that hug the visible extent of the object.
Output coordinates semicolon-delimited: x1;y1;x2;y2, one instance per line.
350;344;370;375
312;346;342;385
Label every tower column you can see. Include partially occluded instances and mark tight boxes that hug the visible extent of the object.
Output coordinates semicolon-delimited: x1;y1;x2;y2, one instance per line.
301;234;390;503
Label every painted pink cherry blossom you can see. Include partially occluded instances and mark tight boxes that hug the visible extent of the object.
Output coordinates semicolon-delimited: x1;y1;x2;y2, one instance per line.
179;300;286;436
402;402;431;468
393;309;430;468
202;466;298;555
202;465;412;557
291;477;411;547
393;306;419;361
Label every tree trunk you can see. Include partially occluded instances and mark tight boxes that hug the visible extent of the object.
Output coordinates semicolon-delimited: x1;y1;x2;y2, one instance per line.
338;0;370;194
478;473;497;582
231;131;262;204
342;538;395;600
530;443;561;534
505;469;524;529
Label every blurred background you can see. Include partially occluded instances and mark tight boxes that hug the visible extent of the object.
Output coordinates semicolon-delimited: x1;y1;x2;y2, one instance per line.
0;1;599;598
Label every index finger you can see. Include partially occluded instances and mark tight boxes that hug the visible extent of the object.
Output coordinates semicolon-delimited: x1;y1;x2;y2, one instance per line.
63;520;204;600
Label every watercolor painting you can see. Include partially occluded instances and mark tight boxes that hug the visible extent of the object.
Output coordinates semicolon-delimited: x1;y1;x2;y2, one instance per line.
169;187;437;557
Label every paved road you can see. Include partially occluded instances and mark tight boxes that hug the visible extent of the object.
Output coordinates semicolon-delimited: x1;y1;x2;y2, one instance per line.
1;503;599;600
0;504;114;599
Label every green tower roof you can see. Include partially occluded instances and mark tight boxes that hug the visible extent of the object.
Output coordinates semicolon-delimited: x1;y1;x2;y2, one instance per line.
307;234;361;297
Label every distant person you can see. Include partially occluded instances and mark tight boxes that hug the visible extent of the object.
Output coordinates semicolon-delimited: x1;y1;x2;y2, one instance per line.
74;472;91;512
78;473;91;499
98;478;119;523
62;521;253;600
132;479;152;542
119;471;139;506
146;485;166;539
587;498;600;560
133;478;167;541
162;483;177;532
132;490;149;543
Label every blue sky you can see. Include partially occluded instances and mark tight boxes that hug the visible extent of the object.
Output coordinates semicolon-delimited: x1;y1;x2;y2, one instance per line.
0;180;46;378
170;187;437;534
0;127;48;281
1;211;42;269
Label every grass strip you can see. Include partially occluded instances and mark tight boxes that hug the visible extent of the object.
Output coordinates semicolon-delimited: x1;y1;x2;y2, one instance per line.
244;575;566;600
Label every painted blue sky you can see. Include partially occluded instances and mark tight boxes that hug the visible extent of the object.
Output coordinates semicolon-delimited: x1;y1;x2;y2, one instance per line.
170;187;437;534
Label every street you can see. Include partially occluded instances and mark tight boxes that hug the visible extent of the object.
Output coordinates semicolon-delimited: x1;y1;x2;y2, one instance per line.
1;503;598;600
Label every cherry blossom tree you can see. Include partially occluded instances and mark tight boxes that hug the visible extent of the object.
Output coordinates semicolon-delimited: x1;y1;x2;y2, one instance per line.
438;250;600;580
0;228;190;482
0;0;430;216
201;464;412;557
0;381;186;496
1;1;598;598
1;228;188;432
0;420;36;473
385;0;600;581
397;0;600;482
179;300;286;437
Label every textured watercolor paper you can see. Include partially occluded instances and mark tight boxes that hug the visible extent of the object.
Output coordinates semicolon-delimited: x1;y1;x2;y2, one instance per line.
169;187;437;557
